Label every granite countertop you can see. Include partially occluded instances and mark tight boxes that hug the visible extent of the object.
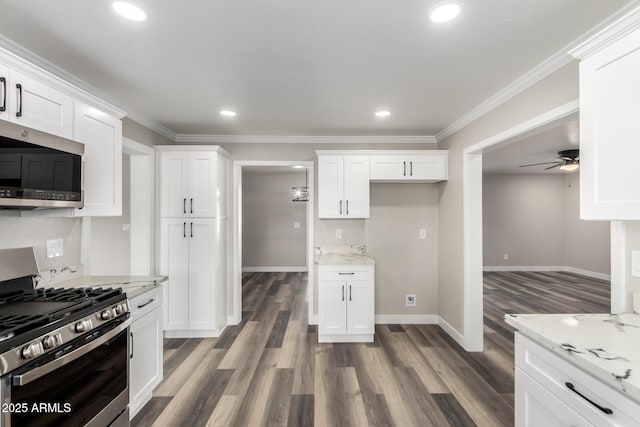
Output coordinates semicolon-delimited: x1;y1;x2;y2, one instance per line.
56;275;167;299
314;245;375;265
505;313;640;403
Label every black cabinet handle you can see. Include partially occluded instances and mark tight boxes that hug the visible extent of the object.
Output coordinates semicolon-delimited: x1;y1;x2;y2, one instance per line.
342;285;345;301
339;200;342;215
338;272;355;275
349;285;352;301
346;200;349;215
16;83;22;117
403;161;406;176
137;298;155;309
565;382;613;415
190;198;193;214
410;161;413;176
183;198;186;214
190;222;193;238
183;222;186;238
0;77;6;112
130;332;134;360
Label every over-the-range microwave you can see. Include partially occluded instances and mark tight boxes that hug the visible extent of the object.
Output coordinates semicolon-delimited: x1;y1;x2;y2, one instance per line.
0;120;84;209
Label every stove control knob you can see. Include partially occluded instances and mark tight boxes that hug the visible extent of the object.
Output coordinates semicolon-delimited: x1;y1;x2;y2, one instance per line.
74;319;93;333
113;305;122;316
21;343;43;359
100;310;113;320
42;335;59;350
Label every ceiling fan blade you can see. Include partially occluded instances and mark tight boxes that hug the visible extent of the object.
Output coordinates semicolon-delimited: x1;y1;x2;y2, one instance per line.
519;161;561;168
544;163;562;170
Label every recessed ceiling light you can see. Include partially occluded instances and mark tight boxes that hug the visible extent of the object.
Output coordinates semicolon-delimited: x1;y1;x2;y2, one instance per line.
375;110;391;118
113;2;148;22
220;110;237;117
430;2;461;23
292;165;305;169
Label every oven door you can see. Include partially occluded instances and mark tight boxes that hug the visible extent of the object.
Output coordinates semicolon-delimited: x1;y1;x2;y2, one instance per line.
0;318;130;427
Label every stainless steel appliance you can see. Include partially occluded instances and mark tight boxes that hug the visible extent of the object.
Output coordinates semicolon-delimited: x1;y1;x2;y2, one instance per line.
0;280;130;426
0;120;83;209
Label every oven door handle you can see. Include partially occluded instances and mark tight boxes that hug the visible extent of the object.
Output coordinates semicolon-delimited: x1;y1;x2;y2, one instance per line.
12;319;130;387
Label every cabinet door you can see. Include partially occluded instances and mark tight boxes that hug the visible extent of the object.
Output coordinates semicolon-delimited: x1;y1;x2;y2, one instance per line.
130;307;163;418
407;155;447;182
159;152;189;217
343;156;369;218
0;64;8;121
318;156;344;218
159;219;190;330
189;152;218;217
73;101;122;216
9;70;73;138
516;368;589;427
369;156;407;180
188;218;218;330
318;280;347;335
579;28;640;219
346;280;374;335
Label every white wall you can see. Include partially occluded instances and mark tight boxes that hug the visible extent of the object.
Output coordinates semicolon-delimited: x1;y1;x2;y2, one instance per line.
89;154;131;275
483;173;610;275
242;169;307;269
623;221;640;310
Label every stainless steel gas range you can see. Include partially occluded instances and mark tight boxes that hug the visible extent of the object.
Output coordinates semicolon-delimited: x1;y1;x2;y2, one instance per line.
0;277;131;427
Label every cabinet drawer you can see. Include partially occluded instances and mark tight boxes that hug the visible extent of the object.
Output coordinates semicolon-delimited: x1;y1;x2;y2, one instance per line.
515;333;640;427
319;268;371;281
129;287;162;321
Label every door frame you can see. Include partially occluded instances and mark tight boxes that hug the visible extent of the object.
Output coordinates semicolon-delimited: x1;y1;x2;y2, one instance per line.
231;160;315;325
123;138;155;275
462;99;585;351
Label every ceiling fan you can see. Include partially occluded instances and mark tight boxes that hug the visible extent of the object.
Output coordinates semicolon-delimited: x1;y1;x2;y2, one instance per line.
519;149;580;171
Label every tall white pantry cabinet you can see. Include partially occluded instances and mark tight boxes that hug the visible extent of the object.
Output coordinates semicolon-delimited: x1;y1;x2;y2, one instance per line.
156;146;230;338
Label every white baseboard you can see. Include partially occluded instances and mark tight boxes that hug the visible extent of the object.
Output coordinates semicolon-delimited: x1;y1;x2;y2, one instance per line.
242;266;308;272
437;316;466;348
227;315;240;326
374;314;438;324
483;265;611;281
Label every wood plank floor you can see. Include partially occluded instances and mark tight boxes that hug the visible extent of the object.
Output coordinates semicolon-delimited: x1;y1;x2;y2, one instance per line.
133;270;610;427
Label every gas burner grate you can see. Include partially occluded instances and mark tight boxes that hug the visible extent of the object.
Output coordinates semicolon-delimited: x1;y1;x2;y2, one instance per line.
0;287;123;304
0;314;49;343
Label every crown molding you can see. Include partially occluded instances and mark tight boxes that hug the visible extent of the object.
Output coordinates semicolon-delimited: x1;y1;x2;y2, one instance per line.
570;4;640;59
174;134;437;144
124;111;178;141
436;0;640;143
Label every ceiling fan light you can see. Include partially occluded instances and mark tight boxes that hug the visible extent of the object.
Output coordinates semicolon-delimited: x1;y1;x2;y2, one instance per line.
559;163;579;172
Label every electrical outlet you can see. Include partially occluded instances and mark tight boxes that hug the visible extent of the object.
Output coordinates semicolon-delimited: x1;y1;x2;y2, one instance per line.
632;251;640;278
46;239;64;258
503;253;509;260
122;223;130;231
406;294;416;307
293;222;300;229
419;228;426;239
336;228;343;239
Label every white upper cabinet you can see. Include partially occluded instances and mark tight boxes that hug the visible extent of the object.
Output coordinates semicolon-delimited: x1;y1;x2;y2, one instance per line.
8;70;73;139
317;154;369;219
158;149;223;218
571;12;640;219
370;151;448;182
73;101;122;216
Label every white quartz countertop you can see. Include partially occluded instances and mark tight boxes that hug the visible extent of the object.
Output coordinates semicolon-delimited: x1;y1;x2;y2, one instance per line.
314;253;375;265
55;275;167;299
505;313;640;403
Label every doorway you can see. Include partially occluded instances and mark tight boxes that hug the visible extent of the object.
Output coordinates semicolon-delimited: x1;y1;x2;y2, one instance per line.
231;161;315;325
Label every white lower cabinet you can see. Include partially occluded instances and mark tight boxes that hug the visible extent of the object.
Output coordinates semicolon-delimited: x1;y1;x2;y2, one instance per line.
515;333;640;427
129;288;163;419
318;265;374;343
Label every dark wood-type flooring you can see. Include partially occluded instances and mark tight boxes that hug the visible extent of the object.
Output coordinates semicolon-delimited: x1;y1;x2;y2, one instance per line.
133;270;610;427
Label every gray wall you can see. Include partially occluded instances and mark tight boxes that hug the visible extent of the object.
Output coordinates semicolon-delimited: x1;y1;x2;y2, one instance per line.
90;154;131;275
437;60;581;333
483;173;610;274
190;142;440;317
242;169;307;268
624;222;640;310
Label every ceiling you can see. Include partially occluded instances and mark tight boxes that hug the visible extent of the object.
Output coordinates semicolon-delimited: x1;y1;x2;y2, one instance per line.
0;1;633;137
483;113;580;174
